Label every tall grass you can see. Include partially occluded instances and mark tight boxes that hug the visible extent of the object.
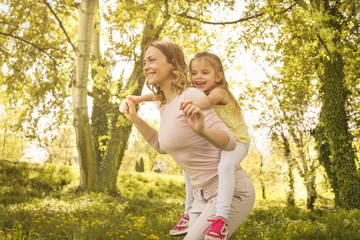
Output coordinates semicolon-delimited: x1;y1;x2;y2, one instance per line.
0;160;360;239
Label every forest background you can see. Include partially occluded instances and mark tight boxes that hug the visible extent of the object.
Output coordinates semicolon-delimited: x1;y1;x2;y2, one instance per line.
1;0;360;239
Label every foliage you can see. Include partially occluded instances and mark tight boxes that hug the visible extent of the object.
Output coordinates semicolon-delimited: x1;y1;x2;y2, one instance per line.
1;0;359;209
121;118;183;175
238;201;360;240
0;105;31;162
43;125;77;165
0;160;360;239
242;147;288;200
236;0;360;209
0;160;75;205
0;0;76;138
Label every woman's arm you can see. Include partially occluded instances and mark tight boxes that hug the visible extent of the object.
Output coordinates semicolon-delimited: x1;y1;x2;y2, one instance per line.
120;97;157;142
182;104;235;151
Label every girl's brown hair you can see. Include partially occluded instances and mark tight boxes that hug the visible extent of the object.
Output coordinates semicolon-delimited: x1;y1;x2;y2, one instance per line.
189;52;242;116
145;40;191;106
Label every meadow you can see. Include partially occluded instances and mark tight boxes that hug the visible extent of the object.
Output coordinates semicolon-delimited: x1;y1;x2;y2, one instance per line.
1;160;360;240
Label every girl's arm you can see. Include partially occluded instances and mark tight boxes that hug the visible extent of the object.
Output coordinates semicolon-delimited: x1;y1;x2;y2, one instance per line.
120;97;157;141
180;88;229;111
128;93;154;105
182;103;235;151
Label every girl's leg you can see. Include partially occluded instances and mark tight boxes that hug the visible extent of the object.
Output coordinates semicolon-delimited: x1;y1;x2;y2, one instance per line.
169;171;194;235
216;142;250;220
184;171;195;216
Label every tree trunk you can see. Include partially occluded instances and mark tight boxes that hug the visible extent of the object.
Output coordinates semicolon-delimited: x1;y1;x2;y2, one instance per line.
282;133;295;206
319;52;360;209
290;131;318;210
305;173;317;209
85;2;169;194
89;1;109;186
259;156;266;200
97;4;170;194
72;0;97;191
296;0;360;210
312;127;340;205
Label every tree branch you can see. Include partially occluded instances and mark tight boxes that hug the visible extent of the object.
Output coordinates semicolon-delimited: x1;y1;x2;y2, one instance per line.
152;0;171;39
177;3;296;25
294;0;309;10
42;0;77;52
294;1;332;55
0;31;56;62
0;31;60;87
177;11;264;25
316;32;331;56
0;46;14;57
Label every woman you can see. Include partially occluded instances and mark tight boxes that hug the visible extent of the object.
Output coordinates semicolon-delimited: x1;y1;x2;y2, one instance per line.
120;40;255;240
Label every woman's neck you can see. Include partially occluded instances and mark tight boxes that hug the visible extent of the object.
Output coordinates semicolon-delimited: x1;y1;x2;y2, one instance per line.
160;81;177;103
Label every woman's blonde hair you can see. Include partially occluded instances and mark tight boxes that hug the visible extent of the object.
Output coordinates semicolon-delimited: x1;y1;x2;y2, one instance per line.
145;40;191;106
190;52;242;116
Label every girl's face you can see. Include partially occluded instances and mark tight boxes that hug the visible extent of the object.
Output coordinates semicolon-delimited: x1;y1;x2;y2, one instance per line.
143;46;174;86
190;58;222;92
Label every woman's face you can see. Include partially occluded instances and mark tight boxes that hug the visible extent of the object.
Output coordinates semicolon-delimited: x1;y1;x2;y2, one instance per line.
143;46;173;86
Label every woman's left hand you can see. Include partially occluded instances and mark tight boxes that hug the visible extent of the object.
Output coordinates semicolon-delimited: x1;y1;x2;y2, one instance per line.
120;97;139;122
182;103;205;134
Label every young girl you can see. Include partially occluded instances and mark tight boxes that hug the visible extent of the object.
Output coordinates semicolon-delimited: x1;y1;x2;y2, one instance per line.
130;52;251;240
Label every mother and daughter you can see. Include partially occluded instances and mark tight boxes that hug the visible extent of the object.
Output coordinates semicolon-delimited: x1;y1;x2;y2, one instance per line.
120;40;255;240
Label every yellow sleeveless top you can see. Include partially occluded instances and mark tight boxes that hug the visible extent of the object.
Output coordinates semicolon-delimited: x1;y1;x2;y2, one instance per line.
213;102;251;144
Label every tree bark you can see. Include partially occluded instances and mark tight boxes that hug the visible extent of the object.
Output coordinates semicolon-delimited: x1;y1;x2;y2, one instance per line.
319;52;360;209
282;133;295;206
290;131;318;209
89;1;109;184
72;0;97;191
305;173;317;209
296;0;360;209
85;2;169;194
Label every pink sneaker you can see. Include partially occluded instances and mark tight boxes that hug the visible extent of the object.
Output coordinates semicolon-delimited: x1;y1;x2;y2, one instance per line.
169;214;189;236
203;217;229;240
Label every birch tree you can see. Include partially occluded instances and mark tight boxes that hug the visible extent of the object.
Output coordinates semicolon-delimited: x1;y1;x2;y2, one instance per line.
72;0;97;191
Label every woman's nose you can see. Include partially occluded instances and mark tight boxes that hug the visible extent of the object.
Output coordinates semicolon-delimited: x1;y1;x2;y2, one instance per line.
143;63;149;71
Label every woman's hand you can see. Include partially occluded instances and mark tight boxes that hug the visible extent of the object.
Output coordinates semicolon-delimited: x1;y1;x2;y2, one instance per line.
181;103;205;135
119;97;139;122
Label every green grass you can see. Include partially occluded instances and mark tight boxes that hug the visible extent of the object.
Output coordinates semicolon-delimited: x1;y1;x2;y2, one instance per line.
1;160;360;240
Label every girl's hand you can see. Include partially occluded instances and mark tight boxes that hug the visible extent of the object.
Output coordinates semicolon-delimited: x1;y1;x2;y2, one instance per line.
119;97;139;122
180;99;194;111
127;95;142;105
181;101;198;118
182;103;205;134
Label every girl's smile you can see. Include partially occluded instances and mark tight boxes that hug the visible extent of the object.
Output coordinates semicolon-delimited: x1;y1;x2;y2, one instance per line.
190;58;222;92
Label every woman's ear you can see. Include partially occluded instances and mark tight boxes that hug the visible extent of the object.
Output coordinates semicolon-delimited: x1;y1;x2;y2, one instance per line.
171;59;176;70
